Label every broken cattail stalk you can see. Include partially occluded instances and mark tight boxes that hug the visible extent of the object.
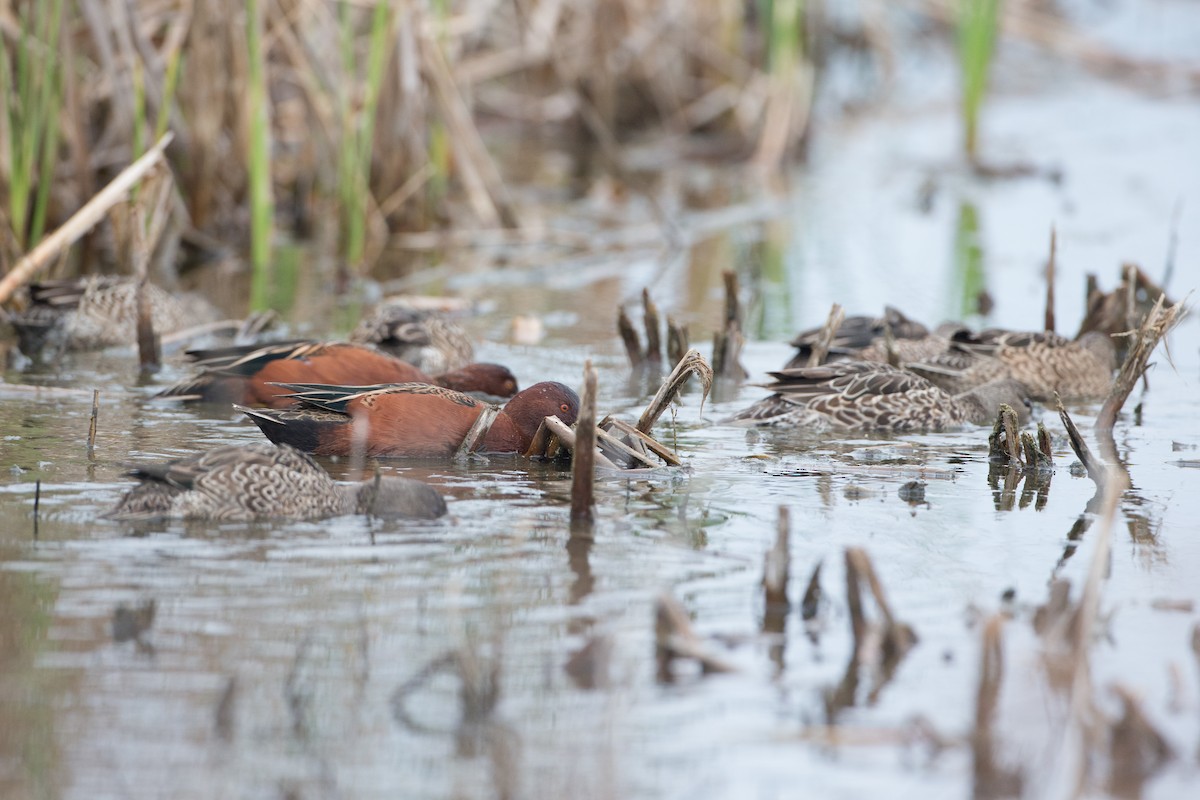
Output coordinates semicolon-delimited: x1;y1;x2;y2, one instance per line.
616;306;643;366
711;270;748;380
570;362;599;526
987;403;1023;464
1037;422;1053;460
87;389;99;457
1057;395;1105;487
1020;431;1053;471
1044;226;1057;333
1095;296;1185;434
666;316;689;366
636;349;713;434
642;289;663;364
33;479;41;541
600;417;681;467
135;276;161;373
762;507;791;612
806;303;846;368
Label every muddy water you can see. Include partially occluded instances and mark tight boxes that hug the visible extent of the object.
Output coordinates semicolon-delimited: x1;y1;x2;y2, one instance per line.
4;53;1200;800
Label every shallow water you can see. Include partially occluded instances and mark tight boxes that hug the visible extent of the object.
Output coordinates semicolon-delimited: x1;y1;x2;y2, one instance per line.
4;18;1200;800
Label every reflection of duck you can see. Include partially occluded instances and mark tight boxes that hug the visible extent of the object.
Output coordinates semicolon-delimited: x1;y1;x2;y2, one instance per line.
155;341;518;407
107;443;446;521
910;329;1116;402
784;307;957;368
727;362;1028;432
240;381;580;458
351;304;474;374
9;276;220;358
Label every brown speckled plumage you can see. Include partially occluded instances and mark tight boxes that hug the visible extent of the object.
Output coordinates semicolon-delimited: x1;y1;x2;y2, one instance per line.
727;362;1028;432
10;277;220;358
784;307;958;369
351;306;474;373
916;329;1117;402
106;443;446;521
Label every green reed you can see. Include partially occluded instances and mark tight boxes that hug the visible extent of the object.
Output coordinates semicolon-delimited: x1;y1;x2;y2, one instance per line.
246;0;274;311
0;0;65;251
952;200;987;318
958;0;1000;161
338;0;394;270
765;0;805;74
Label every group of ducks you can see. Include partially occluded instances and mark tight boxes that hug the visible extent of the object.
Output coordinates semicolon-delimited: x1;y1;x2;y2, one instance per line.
4;277;1121;524
7;277;580;523
729;306;1117;431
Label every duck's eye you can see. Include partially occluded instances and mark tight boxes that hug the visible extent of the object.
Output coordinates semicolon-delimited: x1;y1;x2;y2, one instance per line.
560;403;570;413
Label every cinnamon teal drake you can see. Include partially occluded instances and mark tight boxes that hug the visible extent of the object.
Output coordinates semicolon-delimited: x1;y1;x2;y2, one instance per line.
8;276;220;359
784;306;958;369
239;381;579;458
908;329;1116;402
351;304;474;374
726;362;1029;432
106;443;447;521
155;341;518;407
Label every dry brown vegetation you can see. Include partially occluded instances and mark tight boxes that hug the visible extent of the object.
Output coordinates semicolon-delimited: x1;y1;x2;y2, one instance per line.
0;0;814;277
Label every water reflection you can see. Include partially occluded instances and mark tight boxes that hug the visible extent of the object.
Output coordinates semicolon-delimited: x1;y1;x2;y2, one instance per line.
0;564;61;800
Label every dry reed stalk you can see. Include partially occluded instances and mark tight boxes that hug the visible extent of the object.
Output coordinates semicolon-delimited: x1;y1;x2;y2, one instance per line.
131;166;174;372
570;361;598;526
1057;396;1105;487
0;132;173;305
806;303;846;368
642;288;662;365
1095;296;1186;434
32;478;41;541
666;316;689;366
1045;226;1057;332
987;404;1022;465
711;270;748;380
418;27;518;229
616;305;643;365
635;349;713;434
87;389;99;457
